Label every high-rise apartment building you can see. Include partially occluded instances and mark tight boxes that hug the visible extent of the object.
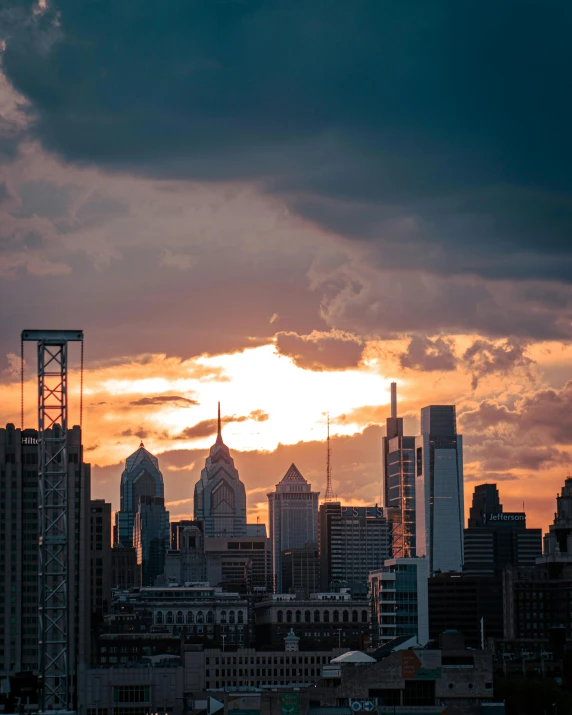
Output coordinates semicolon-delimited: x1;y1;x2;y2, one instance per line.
369;558;429;648
268;463;319;593
133;495;170;586
90;499;112;621
319;503;392;595
115;442;165;547
415;406;464;573
463;484;542;575
382;383;417;557
0;423;91;691
194;406;247;537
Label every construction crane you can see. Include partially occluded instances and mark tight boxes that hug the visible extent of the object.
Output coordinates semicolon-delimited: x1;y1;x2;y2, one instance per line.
21;330;83;714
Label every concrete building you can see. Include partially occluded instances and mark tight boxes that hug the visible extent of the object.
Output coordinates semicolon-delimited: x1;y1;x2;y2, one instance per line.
428;573;504;648
0;423;91;703
133;495;170;586
90;499;112;621
319;503;392;595
281;545;320;596
382;383;417;557
115;442;165;547
119;584;251;649
369;558;429;648
255;590;370;651
268;463;319;593
415;405;464;574
205;534;272;592
112;545;139;589
463;483;542;575
81;660;185;715
194;405;247;537
162;522;207;585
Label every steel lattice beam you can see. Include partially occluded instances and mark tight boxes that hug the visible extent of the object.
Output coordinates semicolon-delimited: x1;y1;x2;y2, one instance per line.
22;330;83;714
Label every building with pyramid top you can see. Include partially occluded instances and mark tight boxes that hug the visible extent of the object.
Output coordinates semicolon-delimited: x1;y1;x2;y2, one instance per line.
268;463;319;593
193;405;247;537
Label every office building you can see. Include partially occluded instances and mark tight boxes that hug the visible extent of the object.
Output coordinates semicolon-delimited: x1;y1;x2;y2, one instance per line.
255;590;370;651
382;383;417;557
194;405;247;537
111;545;139;589
133;495;170;586
369;558;429;648
268;463;319;593
463;484;542;575
281;545;320;596
428;573;504;648
544;475;572;556
90;499;112;621
319;503;392;595
205;534;272;592
415;405;464;573
162;522;207;584
0;423;91;691
115;441;165;547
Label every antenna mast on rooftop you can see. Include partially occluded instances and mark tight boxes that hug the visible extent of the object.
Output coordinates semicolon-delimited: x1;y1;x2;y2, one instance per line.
324;413;334;501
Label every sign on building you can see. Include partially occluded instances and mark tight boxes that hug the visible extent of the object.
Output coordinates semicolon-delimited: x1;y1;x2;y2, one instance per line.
401;650;442;680
281;693;300;715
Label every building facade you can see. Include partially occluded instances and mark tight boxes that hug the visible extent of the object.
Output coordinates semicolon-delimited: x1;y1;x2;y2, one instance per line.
115;442;165;547
382;383;417;557
0;423;91;700
268;463;319;593
255;591;370;651
415;405;464;574
319;503;392;595
111;545;139;589
204;534;272;592
90;499;113;621
133;495;170;586
369;558;429;648
281;545;320;596
463;483;542;575
194;406;247;537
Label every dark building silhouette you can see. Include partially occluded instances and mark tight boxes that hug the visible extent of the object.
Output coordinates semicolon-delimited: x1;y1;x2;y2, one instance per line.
281;544;320;595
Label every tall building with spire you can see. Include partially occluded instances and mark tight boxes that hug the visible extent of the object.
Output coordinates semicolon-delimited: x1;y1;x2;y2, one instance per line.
382;383;417;557
115;442;165;547
194;404;247;537
268;464;319;593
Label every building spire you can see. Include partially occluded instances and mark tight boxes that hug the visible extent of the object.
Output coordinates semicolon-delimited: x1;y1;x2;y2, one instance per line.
216;401;223;444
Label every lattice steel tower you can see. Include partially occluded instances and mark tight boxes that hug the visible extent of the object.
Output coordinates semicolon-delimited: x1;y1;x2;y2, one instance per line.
21;330;83;714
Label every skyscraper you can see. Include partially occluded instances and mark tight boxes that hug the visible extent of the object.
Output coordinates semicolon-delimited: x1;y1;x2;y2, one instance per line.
268;463;319;593
0;424;91;693
382;383;416;557
194;405;247;537
115;442;165;547
90;499;112;620
319;503;392;594
415;405;464;573
133;495;170;586
463;483;541;575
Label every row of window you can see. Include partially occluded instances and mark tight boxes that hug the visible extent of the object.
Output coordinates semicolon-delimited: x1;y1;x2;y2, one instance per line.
155;609;244;625
276;609;368;623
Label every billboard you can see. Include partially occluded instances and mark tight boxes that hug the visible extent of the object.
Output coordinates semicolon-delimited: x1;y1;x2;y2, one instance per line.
401;650;442;680
281;693;300;715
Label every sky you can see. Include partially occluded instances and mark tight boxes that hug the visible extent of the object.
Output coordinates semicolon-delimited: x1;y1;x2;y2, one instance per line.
1;0;572;532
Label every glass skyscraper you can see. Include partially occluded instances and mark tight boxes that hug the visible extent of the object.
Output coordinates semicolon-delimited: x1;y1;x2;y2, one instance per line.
415;405;464;574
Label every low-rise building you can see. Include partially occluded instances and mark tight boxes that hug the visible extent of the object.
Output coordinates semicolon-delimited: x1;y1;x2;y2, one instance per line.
255;590;370;651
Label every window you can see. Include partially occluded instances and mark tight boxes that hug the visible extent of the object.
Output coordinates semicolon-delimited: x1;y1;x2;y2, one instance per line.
113;686;150;703
343;610;349;623
176;611;184;624
207;610;215;624
156;611;164;624
197;611;204;624
187;611;194;624
237;611;244;624
220;610;227;624
333;610;339;623
352;610;358;623
229;610;236;624
361;610;368;623
323;610;330;623
296;610;302;623
277;610;284;623
166;611;174;624
305;610;311;623
314;610;320;623
286;610;293;623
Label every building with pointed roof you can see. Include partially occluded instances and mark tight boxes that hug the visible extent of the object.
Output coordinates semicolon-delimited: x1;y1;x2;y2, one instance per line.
115;441;165;547
268;463;319;593
193;404;247;537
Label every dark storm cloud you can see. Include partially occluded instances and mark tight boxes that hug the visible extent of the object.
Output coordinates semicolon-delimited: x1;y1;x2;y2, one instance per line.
399;335;457;372
3;1;572;282
130;395;199;407
275;330;363;371
462;338;533;389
